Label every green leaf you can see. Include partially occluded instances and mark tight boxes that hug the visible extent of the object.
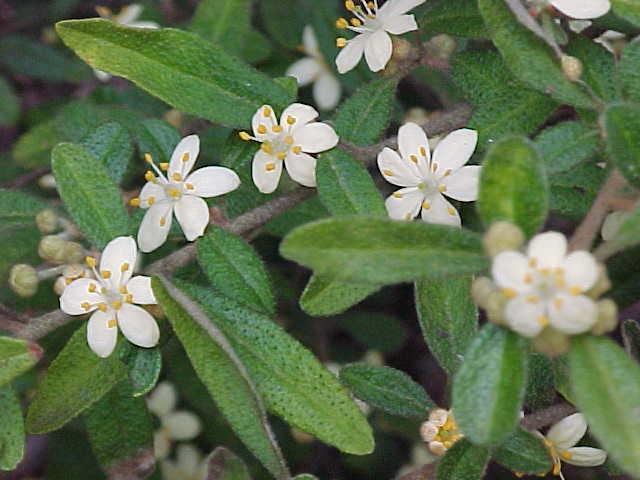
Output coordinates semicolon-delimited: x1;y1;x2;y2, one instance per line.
452;324;528;446
51;142;130;249
453;51;557;148
0;189;46;228
565;35;619;102
524;354;555;410
206;446;252;480
569;335;640;476
333;78;397;146
478;0;593;108
419;0;489;38
600;202;640;253
492;427;552;475
136;119;181;164
478;136;549;237
0;337;41;387
0;384;25;471
622;319;640;361
612;0;640;27
299;274;381;317
265;197;329;237
56;19;294;128
26;326;128;434
339;312;406;353
436;439;490;480
534;122;600;174
81;122;133;184
414;276;478;376
340;363;433;418
197;227;275;316
152;278;290;479
258;0;304;49
85;381;154;477
618;40;640;102
120;345;162;397
280;216;488;285
604;103;640;188
0;77;19;127
190;0;251;57
316;149;386;216
178;281;375;455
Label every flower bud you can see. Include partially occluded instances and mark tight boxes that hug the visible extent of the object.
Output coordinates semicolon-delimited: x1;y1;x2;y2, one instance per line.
471;276;496;309
482;221;525;258
290;427;315;444
532;327;570;357
362;350;384;366
420;421;438;442
63;242;85;264
35;209;59;234
9;264;39;298
427;34;456;60
587;264;611;299
38;235;67;263
485;291;508;325
428;441;446;457
37;173;57;190
561;55;583;82
53;276;67;296
591;299;618;335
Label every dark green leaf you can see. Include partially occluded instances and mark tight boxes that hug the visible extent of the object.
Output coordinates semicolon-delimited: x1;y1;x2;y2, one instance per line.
0;189;46;228
120;345;162;397
265;197;328;237
190;0;251;57
622;319;640;360
299;274;381;317
604;103;640;188
524;353;555;410
493;427;552;475
0;337;41;387
258;0;304;48
534;122;600;174
0;384;25;471
566;35;619;102
419;0;489;38
82;122;133;184
436;439;490;480
618;39;640;102
0;77;19;127
612;0;640;27
338;312;406;353
206;446;252;480
136;119;181;164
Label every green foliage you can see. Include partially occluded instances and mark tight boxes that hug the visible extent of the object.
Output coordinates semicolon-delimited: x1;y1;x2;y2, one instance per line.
299;275;381;317
604;103;640;188
51;142;130;249
56;19;294;128
119;345;162;397
207;446;252;480
565;35;619;102
611;0;640;27
414;276;477;376
280;216;488;285
419;0;489;38
340;363;433;418
0;337;41;387
0;385;25;471
0;77;19;127
492;426;551;475
136;119;181;164
534;122;599;174
338;312;406;353
81;122;133;184
189;0;251;58
478;136;549;237
524;354;555;410
258;0;305;49
569;335;640;476
619;40;640;102
452;325;528;446
436;439;490;480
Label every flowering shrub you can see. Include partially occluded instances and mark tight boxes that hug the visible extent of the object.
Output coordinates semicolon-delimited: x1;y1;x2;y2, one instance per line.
2;0;640;479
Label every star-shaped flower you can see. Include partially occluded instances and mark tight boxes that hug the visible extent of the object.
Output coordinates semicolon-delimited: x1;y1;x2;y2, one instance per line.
491;232;600;338
238;103;339;194
548;0;611;19
59;236;158;358
335;0;426;74
286;26;342;111
378;122;480;227
131;135;241;253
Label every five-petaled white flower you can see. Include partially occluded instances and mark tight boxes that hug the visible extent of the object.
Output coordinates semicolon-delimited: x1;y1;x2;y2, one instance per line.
335;0;426;74
239;103;339;194
378;122;480;227
541;413;607;479
286;26;342;111
492;232;600;338
131;135;241;253
546;0;611;19
60;236;158;358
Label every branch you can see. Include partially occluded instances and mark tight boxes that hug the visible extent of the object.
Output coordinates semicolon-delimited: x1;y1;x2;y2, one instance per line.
397;463;437;480
1;167;50;189
520;403;577;431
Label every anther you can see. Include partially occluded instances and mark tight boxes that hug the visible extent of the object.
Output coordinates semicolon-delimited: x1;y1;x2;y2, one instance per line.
410;154;418;164
262;106;272;117
292;146;302;154
345;0;356;10
336;37;347;48
569;286;582;296
447;207;456;216
125;294;133;303
112;300;122;310
147;196;156;206
101;270;111;279
444;169;452;176
182;152;190;162
526;295;540;304
85;256;97;268
108;319;117;328
432;162;439;173
554;297;564;309
144;153;153;164
422;200;431;210
350;17;362;26
261;143;273;154
119;286;128;294
265;163;276;172
186;183;194;190
81;302;91;311
168;186;181;197
88;283;97;293
502;288;517;299
393;192;403;199
383;169;393;176
438;185;447;193
286;115;296;125
172;172;182;181
284;135;294;145
160;217;166;227
239;131;251;141
276;152;286;160
420;146;427;157
537;315;550;327
129;197;141;207
120;262;129;272
160;163;169;171
145;171;155;182
257;124;267;134
98;303;108;312
272;125;283;133
336;18;349;29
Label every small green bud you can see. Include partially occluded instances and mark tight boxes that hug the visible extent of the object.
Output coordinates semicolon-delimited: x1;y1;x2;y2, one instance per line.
37;173;57;190
38;235;67;263
35;209;59;234
63;242;85;264
471;276;496;309
363;350;384;367
591;299;618;335
533;327;570;358
482;221;525;257
427;34;456;60
9;264;39;298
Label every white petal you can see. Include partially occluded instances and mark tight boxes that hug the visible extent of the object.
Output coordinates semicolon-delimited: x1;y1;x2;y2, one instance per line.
549;293;597;335
116;4;143;24
99;236;137;288
280;103;319;129
302;25;319;55
377;0;426;19
431;129;478;173
336;33;368;74
163;411;202;441
549;0;611;19
169;134;200;179
252;105;279;141
398;122;431;178
175;444;202;472
364;29;393;72
441;165;481;201
139;182;166;209
562;251;599;292
295;122;339;153
117;303;160;348
421;193;461;227
564;446;607;466
137;203;174;253
385;187;423;221
378;147;422;187
174;195;210;241
147;381;177;417
527;232;567;269
547;413;588;450
128;21;160;29
491;251;532;292
383;14;418;35
60;278;104;315
155;431;171;460
252;150;283;194
87;309;119;358
313;71;342;111
126;276;156;305
94;69;111;82
286;58;321;87
185;166;240;198
504;295;546;338
285;151;317;187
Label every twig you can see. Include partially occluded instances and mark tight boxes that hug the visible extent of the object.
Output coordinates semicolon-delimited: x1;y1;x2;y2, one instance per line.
520;403;577;431
0;303;28;335
1;167;49;189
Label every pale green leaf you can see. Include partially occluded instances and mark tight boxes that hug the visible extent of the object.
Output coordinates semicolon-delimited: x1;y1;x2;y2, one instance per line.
0;384;25;471
566;35;619;102
81;122;133;184
493;426;552;475
299;274;381;317
534;122;600;174
612;0;640;27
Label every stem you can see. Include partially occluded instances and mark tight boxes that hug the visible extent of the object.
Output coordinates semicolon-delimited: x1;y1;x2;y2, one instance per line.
520;403;577;431
397;463;436;480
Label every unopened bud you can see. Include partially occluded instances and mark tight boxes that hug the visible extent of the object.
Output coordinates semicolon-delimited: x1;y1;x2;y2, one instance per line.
483;221;525;257
591;299;618;335
163;109;183;129
362;350;384;366
291;427;315;444
428;441;446;457
38;235;67;263
587;264;611;299
37;173;57;190
9;264;39;298
427;34;456;60
561;55;583;82
53;276;67;296
63;242;85;264
532;327;570;357
471;276;496;309
392;37;413;62
35;209;59;234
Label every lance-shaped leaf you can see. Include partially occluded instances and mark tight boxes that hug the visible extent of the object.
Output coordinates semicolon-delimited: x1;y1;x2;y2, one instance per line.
419;0;488;38
206;446;252;480
604;103;640;188
51;142;130;249
436;439;490;480
0;384;25;471
619;40;640;102
55;19;294;128
478;136;548;238
189;0;252;57
26;326;128;434
569;335;640;476
493;426;552;475
0;337;42;387
280;216;488;285
85;381;155;479
534;122;599;175
119;344;162;397
612;0;640;27
414;276;478;376
299;274;381;317
152;278;290;479
81;122;133;184
452;324;528;446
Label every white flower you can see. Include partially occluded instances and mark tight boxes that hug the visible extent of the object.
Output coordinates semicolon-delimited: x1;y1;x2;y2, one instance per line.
286;26;342;111
378;122;480;227
147;382;202;460
161;444;208;480
59;236;158;358
549;0;611;19
541;413;607;479
132;135;240;253
238;104;339;194
491;232;600;338
335;0;426;74
419;408;462;457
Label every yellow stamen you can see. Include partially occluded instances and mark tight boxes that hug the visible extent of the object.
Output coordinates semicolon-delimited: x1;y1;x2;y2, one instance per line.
144;171;155;182
555;277;566;288
537;315;550;327
182;152;190;163
524;273;533;284
101;270;111;279
345;0;356;11
261;143;273;154
144;153;153;164
147;196;156;206
125;294;133;303
266;163;276;172
432;162;439;173
88;283;97;293
160;162;169;171
410;154;418;164
350;17;362;26
262;106;272;117
284;135;294;145
98;303;108;312
129;197;141;207
336;17;349;29
420;146;427;157
239;131;251;141
560;450;573;460
160;217;166;227
422;200;431;210
85;256;96;268
383;169;393;176
257;124;267;135
119;286;128;294
108;318;117;328
172;172;182;181
529;258;538;268
292;146;302;154
287;115;296;125
444;169;452;177
65;277;73;285
526;295;540;304
393;192;403;199
438;185;447;193
272;125;283;133
112;300;122;310
120;262;129;272
81;302;91;311
336;37;347;48
276;152;286;160
186;183;194;190
447;207;456;216
554;297;564;309
569;286;582;296
502;288;517;299
168;187;181;198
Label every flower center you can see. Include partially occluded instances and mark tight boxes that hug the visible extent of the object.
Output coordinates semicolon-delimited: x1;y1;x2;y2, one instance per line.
81;256;134;320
